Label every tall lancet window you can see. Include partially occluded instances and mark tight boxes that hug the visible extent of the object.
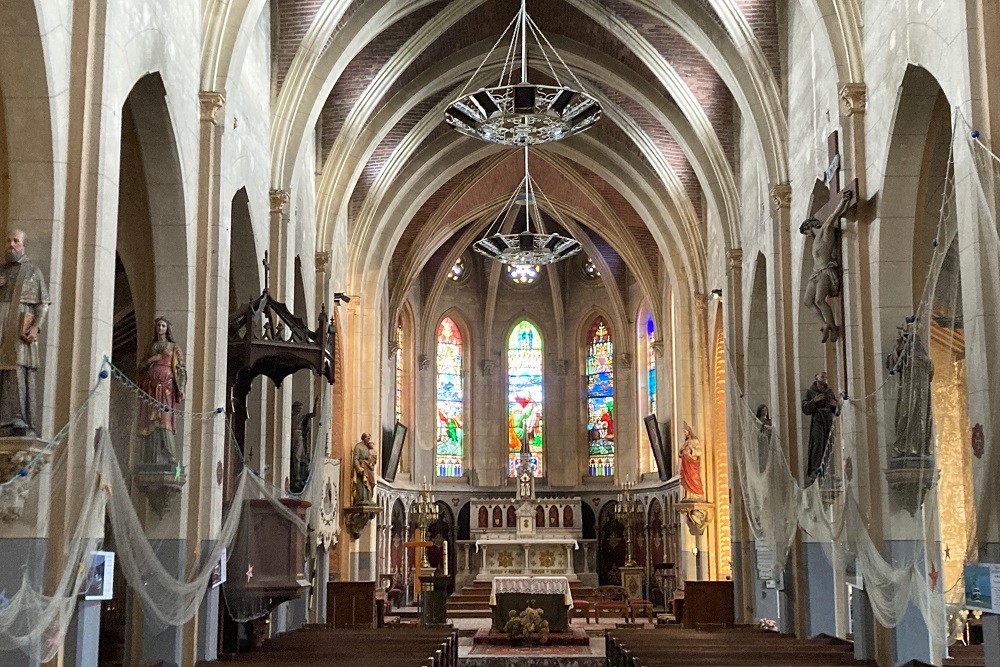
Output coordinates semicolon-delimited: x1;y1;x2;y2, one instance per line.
646;313;657;415
394;318;403;424
586;318;615;476
435;317;463;477
508;320;544;477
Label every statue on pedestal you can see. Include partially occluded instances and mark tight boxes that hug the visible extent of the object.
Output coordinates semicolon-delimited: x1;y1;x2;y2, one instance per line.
886;318;934;459
679;422;704;498
802;371;840;479
0;230;49;438
290;398;317;490
352;432;377;505
137;317;186;465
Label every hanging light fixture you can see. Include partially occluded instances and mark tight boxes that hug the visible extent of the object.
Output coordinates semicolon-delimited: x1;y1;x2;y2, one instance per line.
472;147;582;266
444;0;602;146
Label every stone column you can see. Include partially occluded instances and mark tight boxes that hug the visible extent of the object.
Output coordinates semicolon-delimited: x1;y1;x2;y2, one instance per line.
767;184;801;635
188;90;228;663
724;248;755;623
52;1;115;663
267;190;292;492
837;82;883;661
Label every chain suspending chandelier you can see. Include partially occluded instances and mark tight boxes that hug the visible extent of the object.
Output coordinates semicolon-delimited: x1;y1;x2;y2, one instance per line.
472;147;581;266
444;0;602;146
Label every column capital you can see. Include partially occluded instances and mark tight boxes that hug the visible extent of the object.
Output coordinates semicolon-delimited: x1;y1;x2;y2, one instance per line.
199;91;225;125
770;184;792;211
270;189;290;214
839;83;868;117
694;292;709;314
315;251;330;273
726;248;743;271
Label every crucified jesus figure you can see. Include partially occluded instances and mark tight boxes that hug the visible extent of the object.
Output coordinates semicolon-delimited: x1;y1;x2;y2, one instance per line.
800;190;853;343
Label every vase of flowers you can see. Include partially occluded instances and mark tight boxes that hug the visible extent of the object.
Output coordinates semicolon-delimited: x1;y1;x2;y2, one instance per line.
503;607;550;645
757;618;778;633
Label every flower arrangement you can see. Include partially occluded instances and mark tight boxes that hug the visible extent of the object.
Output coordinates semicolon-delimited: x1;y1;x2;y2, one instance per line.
757;618;778;633
503;607;550;645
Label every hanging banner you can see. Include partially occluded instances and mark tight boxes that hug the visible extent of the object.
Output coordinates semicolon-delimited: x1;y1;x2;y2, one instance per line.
963;563;1000;614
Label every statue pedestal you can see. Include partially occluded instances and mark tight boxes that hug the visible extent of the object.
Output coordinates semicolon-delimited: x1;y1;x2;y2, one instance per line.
133;463;187;518
620;565;645;600
0;436;48;522
676;500;713;536
343;504;381;540
884;456;937;516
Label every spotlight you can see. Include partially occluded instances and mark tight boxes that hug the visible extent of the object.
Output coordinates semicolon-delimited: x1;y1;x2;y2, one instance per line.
333;292;351;304
710;288;723;300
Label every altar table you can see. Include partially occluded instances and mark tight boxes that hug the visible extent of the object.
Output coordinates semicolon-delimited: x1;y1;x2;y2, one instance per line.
489;576;572;632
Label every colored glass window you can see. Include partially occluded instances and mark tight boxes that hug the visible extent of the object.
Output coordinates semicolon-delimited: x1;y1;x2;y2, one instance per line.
508;320;544;477
586;318;615;476
436;318;463;477
394;319;403;424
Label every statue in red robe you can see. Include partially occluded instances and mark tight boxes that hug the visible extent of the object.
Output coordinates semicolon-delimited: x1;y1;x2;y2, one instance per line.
679;422;704;498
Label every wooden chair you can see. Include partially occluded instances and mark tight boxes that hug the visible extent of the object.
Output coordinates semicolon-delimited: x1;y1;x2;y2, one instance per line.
592;585;629;623
571;598;592;623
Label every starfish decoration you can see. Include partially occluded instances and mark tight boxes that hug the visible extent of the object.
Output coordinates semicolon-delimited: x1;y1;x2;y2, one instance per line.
102;483;113;497
0;590;10;611
928;563;939;591
47;633;62;650
246;564;254;583
945;545;951;560
175;464;182;482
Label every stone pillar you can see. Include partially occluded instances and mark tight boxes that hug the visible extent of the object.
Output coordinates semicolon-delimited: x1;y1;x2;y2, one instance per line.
188;90;228;664
267;190;292;492
50;0;115;662
767;184;802;635
724;248;754;623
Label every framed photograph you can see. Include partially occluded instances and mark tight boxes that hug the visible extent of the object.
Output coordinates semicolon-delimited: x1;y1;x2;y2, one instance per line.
84;551;115;601
210;548;227;589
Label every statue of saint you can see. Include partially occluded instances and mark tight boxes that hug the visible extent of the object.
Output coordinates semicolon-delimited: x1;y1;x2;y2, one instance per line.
290;398;317;490
0;229;49;437
800;190;853;343
679;422;704;498
755;404;772;473
137;317;186;465
801;371;840;479
352;432;377;505
886;318;934;458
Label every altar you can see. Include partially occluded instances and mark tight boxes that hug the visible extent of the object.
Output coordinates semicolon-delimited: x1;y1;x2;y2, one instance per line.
475;537;579;581
490;576;572;632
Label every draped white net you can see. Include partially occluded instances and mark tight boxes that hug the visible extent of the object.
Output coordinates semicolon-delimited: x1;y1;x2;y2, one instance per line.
0;360;330;662
728;127;1000;652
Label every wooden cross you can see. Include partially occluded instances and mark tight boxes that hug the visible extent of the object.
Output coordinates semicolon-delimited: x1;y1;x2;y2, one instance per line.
809;132;857;224
262;251;270;291
807;131;857;394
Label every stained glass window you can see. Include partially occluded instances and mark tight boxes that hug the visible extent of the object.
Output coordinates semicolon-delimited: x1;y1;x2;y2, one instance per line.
436;317;463;477
586;318;615;476
394;318;403;424
646;313;658;473
583;257;600;279
507;263;540;284
508;320;544;477
447;258;465;281
647;314;656;415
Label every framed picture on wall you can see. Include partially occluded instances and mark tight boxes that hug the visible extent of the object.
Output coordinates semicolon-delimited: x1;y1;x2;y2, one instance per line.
84;551;115;601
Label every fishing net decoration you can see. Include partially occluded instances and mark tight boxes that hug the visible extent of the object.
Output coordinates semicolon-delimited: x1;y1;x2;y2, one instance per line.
723;124;1000;653
0;357;333;662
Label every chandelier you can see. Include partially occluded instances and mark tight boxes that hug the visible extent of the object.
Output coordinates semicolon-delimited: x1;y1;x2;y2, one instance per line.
444;0;602;146
472;147;581;266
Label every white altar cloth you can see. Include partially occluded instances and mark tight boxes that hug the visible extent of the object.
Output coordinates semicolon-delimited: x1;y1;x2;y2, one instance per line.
489;576;573;606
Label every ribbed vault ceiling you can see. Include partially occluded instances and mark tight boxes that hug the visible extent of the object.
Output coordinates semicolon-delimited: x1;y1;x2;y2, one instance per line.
266;0;784;306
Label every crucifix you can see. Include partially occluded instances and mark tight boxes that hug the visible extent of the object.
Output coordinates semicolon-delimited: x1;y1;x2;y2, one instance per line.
262;250;270;292
801;131;857;345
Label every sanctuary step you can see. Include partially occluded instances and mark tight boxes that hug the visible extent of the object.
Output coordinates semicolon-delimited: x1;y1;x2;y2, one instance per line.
607;626;881;666
446;580;594;619
203;625;457;666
